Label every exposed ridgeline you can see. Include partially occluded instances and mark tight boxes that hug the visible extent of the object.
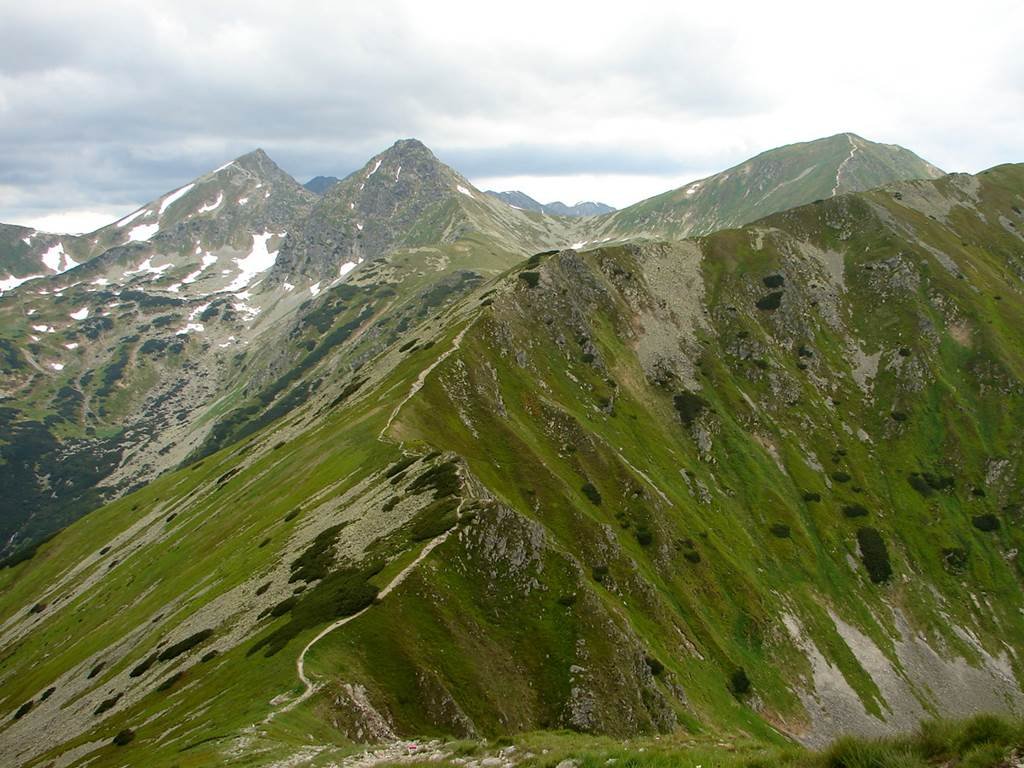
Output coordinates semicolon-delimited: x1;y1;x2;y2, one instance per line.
1;163;1023;767
485;190;616;217
0;134;945;560
584;133;945;243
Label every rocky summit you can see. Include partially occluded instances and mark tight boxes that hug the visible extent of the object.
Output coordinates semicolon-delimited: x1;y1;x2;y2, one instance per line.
1;134;1023;768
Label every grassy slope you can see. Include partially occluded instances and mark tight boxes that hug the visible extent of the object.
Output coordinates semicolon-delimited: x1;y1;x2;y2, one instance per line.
0;167;1022;766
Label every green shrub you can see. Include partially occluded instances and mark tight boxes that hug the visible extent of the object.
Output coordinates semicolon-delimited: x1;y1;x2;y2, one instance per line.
683;550;701;564
157;629;214;662
258;537;271;548
382;496;400;512
556;594;577;607
592;564;609;581
155;671;183;692
410;497;459;541
802;491;822;502
890;410;909;422
673;391;708;426
842;504;869;518
406;461;460;499
384;456;418;478
821;736;923;768
762;274;785;288
729;667;751;695
129;653;157;678
942;547;969;572
94;693;122;715
112;729;135;746
756;291;783;311
645;655;665;676
857;527;892;584
635;527;654;546
971;514;1000;532
13;700;32;720
770;523;791;538
519;271;541;288
255;582;270;596
290;523;348;583
200;650;218;663
832;471;852;483
284;508;301;522
40;687;55;702
581;482;602;505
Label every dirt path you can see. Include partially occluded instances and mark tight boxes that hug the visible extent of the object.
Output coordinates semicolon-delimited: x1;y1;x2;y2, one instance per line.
379;324;469;441
831;134;858;197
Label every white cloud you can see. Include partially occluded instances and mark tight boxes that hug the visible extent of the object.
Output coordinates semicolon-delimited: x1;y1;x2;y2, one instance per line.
0;0;1020;221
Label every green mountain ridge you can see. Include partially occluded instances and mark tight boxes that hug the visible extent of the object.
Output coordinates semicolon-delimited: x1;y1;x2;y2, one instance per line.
1;155;1023;767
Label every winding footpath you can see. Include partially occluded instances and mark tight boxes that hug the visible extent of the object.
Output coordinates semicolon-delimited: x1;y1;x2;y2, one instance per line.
261;324;471;725
830;133;859;197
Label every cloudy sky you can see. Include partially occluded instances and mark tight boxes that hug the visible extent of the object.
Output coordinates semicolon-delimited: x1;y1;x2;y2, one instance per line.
1;0;1021;233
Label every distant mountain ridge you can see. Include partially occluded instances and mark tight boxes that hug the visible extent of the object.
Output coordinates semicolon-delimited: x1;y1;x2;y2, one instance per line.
485;190;616;217
0;132;948;558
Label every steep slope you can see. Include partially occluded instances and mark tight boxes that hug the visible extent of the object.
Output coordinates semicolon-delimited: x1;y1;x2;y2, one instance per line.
589;133;944;242
1;164;1023;767
486;190;616;217
271;139;583;288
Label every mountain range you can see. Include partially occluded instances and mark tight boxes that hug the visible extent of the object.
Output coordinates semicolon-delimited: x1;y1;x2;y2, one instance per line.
1;132;1023;768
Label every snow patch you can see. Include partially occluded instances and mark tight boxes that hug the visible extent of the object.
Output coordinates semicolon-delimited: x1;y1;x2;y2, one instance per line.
309;282;321;297
64;342;79;350
221;232;282;293
238;197;249;206
198;192;224;213
571;240;588;249
127;222;160;241
339;261;358;277
394;165;401;181
685;182;702;195
115;208;148;228
41;242;66;272
283;282;295;291
356;223;363;231
32;324;55;333
92;277;110;286
0;274;44;292
213;160;234;173
69;307;90;320
349;202;355;210
367;159;383;178
125;257;172;276
457;184;473;198
159;183;195;215
50;363;64;371
182;252;218;285
176;323;204;335
26;308;36;315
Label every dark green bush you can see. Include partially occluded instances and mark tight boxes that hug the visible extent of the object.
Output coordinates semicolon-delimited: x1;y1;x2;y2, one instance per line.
382;496;400;512
40;687;55;701
13;700;32;720
557;594;577;607
645;655;665;676
890;410;909;422
406;461;460;499
157;629;214;662
519;271;541;288
112;729;135;746
729;667;751;695
762;274;785;288
156;671;184;692
942;547;969;572
94;693;122;715
832;471;852;483
971;514;1000;532
581;482;602;505
755;291;783;311
673;391;708;426
802;491;822;502
770;523;791;538
255;582;270;596
201;650;218;663
592;564;609;581
842;504;869;519
684;550;701;564
857;527;892;584
258;537;271;548
410;497;459;541
385;456;418;478
635;527;654;546
129;653;157;678
290;523;352;583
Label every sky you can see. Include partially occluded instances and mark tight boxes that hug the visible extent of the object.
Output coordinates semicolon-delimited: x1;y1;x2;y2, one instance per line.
1;0;1022;233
